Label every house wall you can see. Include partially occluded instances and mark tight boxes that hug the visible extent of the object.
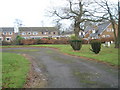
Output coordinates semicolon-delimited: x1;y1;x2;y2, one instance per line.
20;31;58;39
0;31;15;42
99;24;118;39
84;30;92;38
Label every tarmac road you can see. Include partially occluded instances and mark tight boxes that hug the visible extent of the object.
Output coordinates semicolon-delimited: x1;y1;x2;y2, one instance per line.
2;47;118;88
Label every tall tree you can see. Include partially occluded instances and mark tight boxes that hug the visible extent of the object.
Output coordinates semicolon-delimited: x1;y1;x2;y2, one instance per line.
94;0;119;48
51;0;103;39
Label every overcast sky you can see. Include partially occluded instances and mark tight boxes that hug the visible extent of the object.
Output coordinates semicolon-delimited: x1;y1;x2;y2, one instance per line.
0;0;118;27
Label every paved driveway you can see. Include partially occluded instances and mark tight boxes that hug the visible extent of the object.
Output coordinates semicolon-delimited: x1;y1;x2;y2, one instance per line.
2;47;118;88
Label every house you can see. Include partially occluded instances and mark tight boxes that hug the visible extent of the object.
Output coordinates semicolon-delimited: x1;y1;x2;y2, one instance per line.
0;27;15;42
19;27;59;39
82;22;118;40
90;22;118;39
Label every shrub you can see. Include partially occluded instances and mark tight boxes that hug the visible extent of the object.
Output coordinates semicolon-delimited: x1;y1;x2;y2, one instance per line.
2;41;12;45
90;39;101;54
36;39;43;44
15;35;24;45
21;39;37;45
69;40;82;51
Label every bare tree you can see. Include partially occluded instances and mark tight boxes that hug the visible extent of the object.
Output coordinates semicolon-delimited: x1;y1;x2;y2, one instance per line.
94;0;119;48
14;19;23;27
50;0;103;39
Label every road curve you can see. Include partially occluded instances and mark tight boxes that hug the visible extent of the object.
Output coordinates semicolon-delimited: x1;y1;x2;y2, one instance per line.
2;47;118;88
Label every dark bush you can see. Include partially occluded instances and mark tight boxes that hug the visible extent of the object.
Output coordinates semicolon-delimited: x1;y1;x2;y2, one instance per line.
15;35;24;45
90;39;101;54
69;40;82;51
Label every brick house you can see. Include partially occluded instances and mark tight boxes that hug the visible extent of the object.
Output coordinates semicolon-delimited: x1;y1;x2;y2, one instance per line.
19;27;59;39
82;22;118;40
0;27;16;42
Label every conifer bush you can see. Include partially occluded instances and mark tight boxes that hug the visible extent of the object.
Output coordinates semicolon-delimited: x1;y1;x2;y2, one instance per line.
90;39;101;54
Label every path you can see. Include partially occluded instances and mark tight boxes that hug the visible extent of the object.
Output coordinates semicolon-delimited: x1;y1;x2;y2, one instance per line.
2;47;118;88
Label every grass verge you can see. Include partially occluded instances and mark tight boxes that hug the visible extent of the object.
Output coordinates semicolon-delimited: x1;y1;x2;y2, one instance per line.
2;52;30;88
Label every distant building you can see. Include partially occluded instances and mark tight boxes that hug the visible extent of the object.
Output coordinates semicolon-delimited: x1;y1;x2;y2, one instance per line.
19;27;59;39
0;27;59;42
0;27;16;42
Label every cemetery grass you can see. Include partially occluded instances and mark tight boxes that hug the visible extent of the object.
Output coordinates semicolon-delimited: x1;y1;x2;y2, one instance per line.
2;52;30;88
2;44;118;66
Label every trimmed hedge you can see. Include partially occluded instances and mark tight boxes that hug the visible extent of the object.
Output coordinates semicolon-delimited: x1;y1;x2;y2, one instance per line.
20;39;69;45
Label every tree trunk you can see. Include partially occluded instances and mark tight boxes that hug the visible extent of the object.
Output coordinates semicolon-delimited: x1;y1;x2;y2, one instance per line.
74;26;80;39
118;8;120;48
111;21;118;48
74;20;80;39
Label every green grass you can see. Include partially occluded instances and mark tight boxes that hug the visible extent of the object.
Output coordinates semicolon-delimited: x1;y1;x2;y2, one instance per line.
0;52;2;88
2;52;30;88
2;44;118;66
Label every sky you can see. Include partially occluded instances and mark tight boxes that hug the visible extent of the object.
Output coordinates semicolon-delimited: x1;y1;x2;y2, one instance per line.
0;0;118;27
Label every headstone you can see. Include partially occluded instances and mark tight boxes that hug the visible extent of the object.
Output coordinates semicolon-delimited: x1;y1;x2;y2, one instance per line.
111;41;113;44
108;42;110;47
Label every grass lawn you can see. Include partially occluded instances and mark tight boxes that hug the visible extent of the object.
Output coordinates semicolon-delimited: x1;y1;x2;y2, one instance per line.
2;52;30;88
2;44;118;66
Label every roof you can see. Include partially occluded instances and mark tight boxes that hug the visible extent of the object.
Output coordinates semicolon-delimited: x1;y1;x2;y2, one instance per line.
0;27;14;32
61;31;74;35
90;33;97;37
84;25;94;32
19;27;58;32
96;22;111;35
90;22;111;37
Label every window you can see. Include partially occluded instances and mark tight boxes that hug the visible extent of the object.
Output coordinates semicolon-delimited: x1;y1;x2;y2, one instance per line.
42;32;44;34
9;32;13;35
27;32;31;35
48;32;51;34
22;32;26;35
102;35;105;38
33;32;38;35
3;32;7;35
6;37;11;41
83;32;85;35
79;32;81;35
42;32;47;35
44;32;47;35
107;28;111;32
53;32;56;34
106;35;110;37
92;30;95;33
